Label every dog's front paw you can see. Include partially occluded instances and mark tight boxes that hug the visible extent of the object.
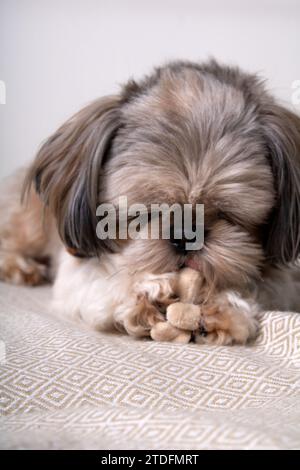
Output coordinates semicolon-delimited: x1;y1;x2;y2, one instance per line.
195;292;259;346
0;254;49;286
164;293;259;346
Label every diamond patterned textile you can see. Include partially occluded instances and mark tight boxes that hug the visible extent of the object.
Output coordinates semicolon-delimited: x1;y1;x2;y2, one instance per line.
0;282;299;449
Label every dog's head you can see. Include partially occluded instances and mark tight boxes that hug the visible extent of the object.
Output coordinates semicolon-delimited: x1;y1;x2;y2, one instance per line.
25;60;300;291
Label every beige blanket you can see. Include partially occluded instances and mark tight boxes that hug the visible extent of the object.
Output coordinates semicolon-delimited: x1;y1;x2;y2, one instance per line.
0;281;299;449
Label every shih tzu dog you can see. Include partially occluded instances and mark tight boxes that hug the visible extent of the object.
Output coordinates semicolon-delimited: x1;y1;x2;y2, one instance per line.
1;59;300;345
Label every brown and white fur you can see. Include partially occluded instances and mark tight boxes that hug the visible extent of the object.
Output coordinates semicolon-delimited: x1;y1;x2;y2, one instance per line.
1;60;300;345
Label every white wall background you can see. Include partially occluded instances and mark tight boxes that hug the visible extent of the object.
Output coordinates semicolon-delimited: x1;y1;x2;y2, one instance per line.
0;0;300;179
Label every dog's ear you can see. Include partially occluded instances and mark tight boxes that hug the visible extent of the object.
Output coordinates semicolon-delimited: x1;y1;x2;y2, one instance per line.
261;103;300;265
24;95;122;256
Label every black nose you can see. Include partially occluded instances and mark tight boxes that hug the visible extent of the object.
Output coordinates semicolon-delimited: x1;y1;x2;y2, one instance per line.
169;237;187;254
169;223;200;254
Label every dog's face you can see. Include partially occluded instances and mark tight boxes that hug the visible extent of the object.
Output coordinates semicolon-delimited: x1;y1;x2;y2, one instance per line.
26;60;300;292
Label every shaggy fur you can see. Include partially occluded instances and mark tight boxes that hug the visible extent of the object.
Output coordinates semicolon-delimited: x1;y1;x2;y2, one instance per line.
1;59;300;345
